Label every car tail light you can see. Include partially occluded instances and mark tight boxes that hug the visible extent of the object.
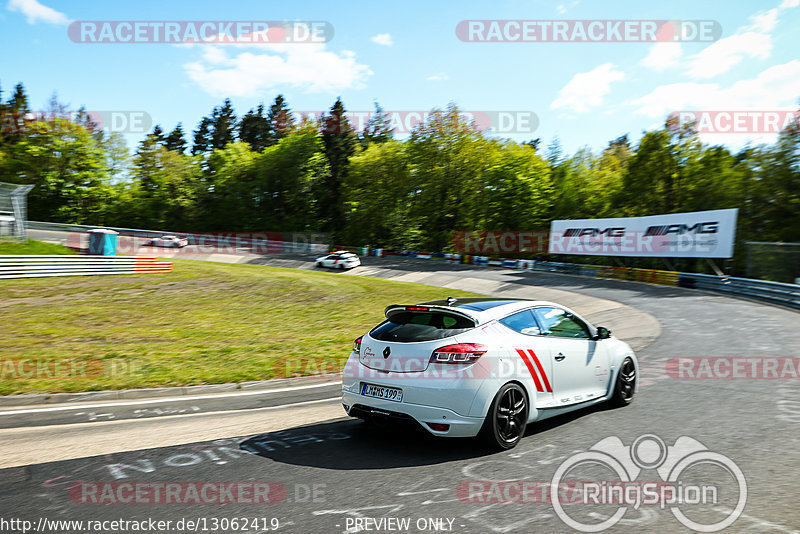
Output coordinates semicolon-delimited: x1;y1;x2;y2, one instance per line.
353;336;362;355
426;422;450;432
430;343;487;364
406;306;429;311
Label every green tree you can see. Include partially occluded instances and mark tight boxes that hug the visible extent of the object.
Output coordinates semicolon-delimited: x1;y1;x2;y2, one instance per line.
360;101;394;148
238;104;272;152
151;124;166;145
319;98;357;235
2;118;112;223
406;104;492;250
210;99;237;150
268;95;295;144
192;117;212;155
342;139;412;246
165;124;187;154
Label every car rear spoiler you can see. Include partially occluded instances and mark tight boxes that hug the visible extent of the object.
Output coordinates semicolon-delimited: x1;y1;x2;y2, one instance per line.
384;304;479;325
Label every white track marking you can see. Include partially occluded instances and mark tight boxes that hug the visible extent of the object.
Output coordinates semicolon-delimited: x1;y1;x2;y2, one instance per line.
0;381;340;416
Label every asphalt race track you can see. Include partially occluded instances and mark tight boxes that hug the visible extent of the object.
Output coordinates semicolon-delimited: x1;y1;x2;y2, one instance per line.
3;231;800;533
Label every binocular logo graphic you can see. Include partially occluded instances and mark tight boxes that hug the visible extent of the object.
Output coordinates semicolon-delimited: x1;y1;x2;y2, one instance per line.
550;434;747;532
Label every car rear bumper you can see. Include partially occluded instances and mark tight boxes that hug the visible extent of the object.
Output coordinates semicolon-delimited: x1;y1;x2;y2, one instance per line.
342;356;487;437
341;390;485;437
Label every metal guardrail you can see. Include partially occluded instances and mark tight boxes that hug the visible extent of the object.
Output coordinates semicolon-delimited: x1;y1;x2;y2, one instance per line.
525;260;799;310
26;221;329;254
0;255;172;279
676;272;800;310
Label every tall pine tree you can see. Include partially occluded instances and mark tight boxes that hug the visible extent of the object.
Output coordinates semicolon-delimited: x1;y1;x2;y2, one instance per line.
320;98;357;235
360;101;394;147
192;117;212;155
238;104;272;151
268;95;294;144
165;124;187;154
210;98;237;150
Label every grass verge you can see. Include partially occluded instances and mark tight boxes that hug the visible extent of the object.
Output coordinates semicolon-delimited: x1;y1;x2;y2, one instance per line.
0;239;76;255
0;259;479;394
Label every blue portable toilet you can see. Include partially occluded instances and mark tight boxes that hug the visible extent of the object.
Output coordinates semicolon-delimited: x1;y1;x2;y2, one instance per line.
87;229;119;256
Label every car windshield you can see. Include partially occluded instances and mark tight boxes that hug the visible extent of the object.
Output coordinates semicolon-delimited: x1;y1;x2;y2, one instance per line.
370;311;475;342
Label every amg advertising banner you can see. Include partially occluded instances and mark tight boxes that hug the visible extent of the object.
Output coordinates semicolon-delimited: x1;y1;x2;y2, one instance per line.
548;209;738;258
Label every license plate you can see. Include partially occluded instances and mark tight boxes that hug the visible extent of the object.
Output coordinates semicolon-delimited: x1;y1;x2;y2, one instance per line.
360;383;403;402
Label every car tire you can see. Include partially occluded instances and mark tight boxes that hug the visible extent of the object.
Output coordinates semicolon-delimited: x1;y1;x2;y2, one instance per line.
609;357;636;407
316;262;322;268
339;264;345;270
479;382;528;450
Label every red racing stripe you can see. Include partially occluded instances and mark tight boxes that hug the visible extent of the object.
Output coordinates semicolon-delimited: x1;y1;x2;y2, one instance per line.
515;349;543;392
527;349;552;392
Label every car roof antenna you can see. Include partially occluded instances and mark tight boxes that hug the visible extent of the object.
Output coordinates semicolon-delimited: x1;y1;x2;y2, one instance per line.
446;296;457;306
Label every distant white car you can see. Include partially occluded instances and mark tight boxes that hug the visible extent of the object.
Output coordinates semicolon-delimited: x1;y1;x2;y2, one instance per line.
316;251;361;270
144;235;188;248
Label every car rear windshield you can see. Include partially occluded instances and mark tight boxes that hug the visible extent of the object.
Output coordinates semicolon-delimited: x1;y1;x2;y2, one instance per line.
370;311;475;342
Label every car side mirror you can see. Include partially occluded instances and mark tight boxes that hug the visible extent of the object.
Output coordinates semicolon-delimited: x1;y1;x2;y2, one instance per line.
594;326;611;340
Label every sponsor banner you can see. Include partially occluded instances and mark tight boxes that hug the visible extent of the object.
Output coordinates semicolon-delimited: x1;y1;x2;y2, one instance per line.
452;230;549;254
548;209;738;258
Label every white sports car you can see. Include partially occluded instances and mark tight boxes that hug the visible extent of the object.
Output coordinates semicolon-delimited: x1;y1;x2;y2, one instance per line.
341;298;638;449
315;251;361;270
143;235;188;248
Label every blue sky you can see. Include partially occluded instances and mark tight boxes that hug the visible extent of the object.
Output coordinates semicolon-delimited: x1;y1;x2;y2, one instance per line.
2;0;799;154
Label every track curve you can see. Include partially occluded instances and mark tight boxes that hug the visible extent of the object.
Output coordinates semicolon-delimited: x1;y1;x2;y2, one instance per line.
4;233;799;533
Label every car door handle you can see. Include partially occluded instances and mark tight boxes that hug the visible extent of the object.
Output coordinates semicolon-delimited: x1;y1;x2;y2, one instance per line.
555;353;566;361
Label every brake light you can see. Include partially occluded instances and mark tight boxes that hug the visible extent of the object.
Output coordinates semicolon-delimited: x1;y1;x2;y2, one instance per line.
426;422;450;432
406;306;429;311
353;336;362;355
430;343;487;364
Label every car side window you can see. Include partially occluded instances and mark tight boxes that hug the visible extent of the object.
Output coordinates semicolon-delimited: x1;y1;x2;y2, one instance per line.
499;309;542;336
533;307;591;339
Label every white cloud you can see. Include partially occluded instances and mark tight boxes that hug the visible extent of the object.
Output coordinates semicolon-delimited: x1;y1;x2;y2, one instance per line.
682;3;799;80
686;32;772;79
748;8;778;32
641;42;683;71
632;60;800;144
633;60;800;117
556;1;579;14
183;43;372;97
550;63;625;113
7;0;69;25
370;33;393;46
426;73;449;81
